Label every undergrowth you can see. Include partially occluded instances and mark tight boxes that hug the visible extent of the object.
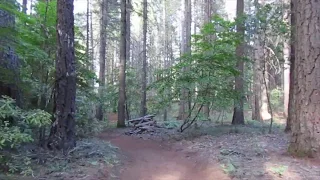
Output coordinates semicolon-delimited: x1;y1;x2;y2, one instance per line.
1;138;119;179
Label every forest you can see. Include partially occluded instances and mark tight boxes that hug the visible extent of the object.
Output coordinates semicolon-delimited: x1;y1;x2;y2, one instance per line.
0;0;320;179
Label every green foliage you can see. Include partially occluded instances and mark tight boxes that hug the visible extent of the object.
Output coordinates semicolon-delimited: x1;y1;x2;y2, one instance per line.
126;67;145;117
221;160;237;175
270;165;288;177
0;0;99;174
0;122;32;150
150;15;243;116
0;96;50;174
270;88;283;110
76;90;107;137
3;156;33;175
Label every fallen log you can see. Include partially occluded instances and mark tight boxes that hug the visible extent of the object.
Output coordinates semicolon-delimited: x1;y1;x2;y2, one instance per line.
128;117;152;123
128;114;155;122
139;126;154;132
125;114;157;134
135;121;156;128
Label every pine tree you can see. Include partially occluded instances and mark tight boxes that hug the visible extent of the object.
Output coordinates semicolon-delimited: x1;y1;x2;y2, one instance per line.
232;0;245;125
288;0;320;157
48;0;76;151
117;0;127;127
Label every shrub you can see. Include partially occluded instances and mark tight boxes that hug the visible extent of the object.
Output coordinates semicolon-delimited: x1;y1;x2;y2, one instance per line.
270;88;283;111
0;96;51;174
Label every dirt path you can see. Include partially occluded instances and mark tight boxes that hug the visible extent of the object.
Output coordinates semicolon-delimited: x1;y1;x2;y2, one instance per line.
101;132;229;180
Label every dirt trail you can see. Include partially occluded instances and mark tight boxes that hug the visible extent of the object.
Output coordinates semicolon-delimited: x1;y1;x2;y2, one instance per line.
101;132;229;180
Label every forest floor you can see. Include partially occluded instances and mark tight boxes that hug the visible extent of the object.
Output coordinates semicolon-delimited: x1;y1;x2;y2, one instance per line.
99;129;229;180
4;114;320;180
99;123;320;180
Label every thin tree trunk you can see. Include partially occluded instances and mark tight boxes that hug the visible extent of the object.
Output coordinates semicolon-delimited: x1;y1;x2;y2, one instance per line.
86;0;90;69
178;0;191;120
125;0;131;120
126;0;131;67
163;0;169;121
96;0;107;121
232;0;245;125
252;0;270;121
117;0;127;127
283;0;290;118
201;0;211;120
285;0;295;133
185;0;191;112
140;0;147;117
22;0;27;14
48;0;76;152
90;10;95;84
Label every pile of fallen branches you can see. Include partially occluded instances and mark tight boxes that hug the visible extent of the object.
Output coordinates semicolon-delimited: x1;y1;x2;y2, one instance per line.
126;114;158;134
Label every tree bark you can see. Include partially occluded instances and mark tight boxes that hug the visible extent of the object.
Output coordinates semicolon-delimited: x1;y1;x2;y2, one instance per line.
252;0;271;121
96;0;107;121
22;0;28;14
288;0;320;157
232;0;245;125
0;1;21;107
201;0;212;119
285;0;295;133
126;0;131;67
90;10;94;74
86;0;90;69
48;0;76;152
117;0;127;127
178;0;191;120
283;0;290;119
140;0;147;117
126;0;131;120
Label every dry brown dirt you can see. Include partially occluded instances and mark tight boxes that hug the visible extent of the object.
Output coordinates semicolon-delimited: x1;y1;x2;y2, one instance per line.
100;131;229;180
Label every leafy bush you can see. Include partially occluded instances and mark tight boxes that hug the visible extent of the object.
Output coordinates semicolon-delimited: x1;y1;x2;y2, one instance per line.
76;90;108;137
0;96;51;174
150;15;241;120
270;88;283;111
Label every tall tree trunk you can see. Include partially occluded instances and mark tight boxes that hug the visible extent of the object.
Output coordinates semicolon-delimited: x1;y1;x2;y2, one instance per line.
90;10;95;85
96;0;107;121
178;0;191;120
117;0;127;127
288;0;320;157
232;0;245;125
140;0;147;117
252;0;271;121
48;0;76;152
283;0;290;119
126;0;131;67
125;0;131;119
201;0;211;119
29;0;33;15
89;0;94;73
185;0;191;111
0;1;21;107
22;0;27;14
163;0;168;121
86;0;90;69
285;0;295;133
